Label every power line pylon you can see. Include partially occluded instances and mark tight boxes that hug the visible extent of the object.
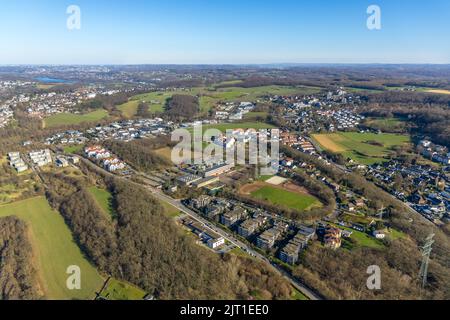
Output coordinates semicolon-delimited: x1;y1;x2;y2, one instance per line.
419;233;435;289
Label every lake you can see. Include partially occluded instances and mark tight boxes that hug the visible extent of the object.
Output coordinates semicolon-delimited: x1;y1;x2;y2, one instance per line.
35;77;72;84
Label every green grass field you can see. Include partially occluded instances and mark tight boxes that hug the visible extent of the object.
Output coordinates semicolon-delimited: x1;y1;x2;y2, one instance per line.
312;132;410;165
160;200;182;218
291;288;308;300
341;228;385;250
0;197;104;299
213;80;244;87
118;100;142;118
63;145;83;154
118;91;189;117
98;278;147;300
88;186;115;219
119;85;322;118
44;110;108;128
364;117;407;133
243;111;269;120
365;117;404;127
251;186;320;211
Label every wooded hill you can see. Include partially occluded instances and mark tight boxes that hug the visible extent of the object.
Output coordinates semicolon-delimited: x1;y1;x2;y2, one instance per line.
43;172;297;300
0;217;42;300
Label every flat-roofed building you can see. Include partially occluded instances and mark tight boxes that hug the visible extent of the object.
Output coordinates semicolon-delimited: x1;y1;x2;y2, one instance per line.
220;207;246;227
279;233;309;265
256;227;282;250
207;237;225;249
297;225;316;241
191;195;212;210
237;217;266;238
193;176;220;188
203;163;234;177
279;243;300;265
176;174;203;186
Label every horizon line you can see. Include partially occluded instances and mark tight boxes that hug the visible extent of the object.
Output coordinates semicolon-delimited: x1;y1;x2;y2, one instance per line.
1;62;450;67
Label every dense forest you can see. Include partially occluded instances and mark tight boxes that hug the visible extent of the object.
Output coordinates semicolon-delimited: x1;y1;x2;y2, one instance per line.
43;172;297;300
103;138;172;172
164;94;199;121
293;241;426;299
136;102;152;118
0;217;42;300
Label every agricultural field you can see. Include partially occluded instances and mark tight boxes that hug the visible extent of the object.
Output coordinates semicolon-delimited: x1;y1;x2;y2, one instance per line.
213;79;244;87
240;181;322;212
345;87;385;93
422;89;450;95
44;109;108;128
312;132;411;165
36;83;58;90
217;85;321;100
385;86;450;95
97;278;147;300
88;186;115;219
0;197;104;299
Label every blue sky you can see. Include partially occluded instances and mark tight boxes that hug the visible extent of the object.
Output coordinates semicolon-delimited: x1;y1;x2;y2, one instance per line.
0;0;449;64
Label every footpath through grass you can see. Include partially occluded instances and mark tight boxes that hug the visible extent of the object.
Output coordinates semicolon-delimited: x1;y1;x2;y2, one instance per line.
0;197;104;299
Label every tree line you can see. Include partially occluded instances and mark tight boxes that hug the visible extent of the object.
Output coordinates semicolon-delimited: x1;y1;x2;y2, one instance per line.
103;138;172;172
0;217;42;300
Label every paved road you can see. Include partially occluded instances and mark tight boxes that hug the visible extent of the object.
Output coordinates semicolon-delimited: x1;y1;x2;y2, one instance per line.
145;187;322;301
78;155;322;300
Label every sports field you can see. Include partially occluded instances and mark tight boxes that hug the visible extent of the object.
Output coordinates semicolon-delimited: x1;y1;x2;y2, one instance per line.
251;186;320;211
240;181;321;212
0;197;104;300
44;109;108;128
312;132;410;165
